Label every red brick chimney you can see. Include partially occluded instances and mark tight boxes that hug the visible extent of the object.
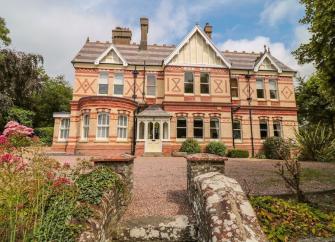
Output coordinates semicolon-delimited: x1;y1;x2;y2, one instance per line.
204;23;212;39
139;17;149;50
112;27;132;45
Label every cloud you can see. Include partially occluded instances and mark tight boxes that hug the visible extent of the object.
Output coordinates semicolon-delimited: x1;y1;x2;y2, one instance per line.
219;35;314;77
260;0;302;26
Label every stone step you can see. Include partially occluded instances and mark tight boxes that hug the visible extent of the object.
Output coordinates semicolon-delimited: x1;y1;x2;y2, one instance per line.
112;215;197;241
142;152;164;157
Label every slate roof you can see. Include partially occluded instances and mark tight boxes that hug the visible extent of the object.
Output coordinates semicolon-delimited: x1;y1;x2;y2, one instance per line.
137;105;171;117
73;41;294;72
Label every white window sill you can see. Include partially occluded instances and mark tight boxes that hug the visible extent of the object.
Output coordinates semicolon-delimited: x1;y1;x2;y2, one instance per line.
136;139;145;142
232;97;240;100
257;98;266;101
195;138;204;142
57;139;68;143
234;139;243;143
162;139;171;142
184;93;194;96
270;99;279;101
79;139;88;143
116;138;128;142
210;138;220;141
176;138;186;142
146;95;156;98
113;94;123;97
200;93;210;96
97;93;108;96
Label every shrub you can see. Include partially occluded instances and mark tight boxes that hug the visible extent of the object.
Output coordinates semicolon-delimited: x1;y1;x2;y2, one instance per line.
296;123;335;162
206;141;227;156
255;151;266;159
227;149;249;158
6;106;35;127
35;127;54;146
251;196;335;241
263;137;290;160
179;138;201;154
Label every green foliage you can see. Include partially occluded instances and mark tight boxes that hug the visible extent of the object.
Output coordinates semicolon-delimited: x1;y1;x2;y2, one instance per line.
293;0;335;93
32;76;72;127
295;75;335;129
179;138;201;154
227;149;249;158
296;123;335;162
0;17;11;48
8;133;33;147
35;127;54;145
263;137;290;160
6;106;35;127
251;196;335;241
76;167;122;205
255;151;266;159
205;141;226;156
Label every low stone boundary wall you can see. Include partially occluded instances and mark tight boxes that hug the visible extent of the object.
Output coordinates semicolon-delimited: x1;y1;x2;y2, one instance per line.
79;154;134;242
186;154;267;242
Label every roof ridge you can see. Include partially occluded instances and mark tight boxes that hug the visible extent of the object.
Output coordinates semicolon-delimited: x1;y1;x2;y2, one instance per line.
222;50;262;55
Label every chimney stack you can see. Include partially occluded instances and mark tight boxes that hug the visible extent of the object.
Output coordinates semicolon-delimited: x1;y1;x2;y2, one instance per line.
112;27;132;45
139;17;149;50
204;23;212;39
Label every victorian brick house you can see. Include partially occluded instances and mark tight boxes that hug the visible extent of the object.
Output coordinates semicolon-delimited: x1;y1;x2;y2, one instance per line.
51;18;298;156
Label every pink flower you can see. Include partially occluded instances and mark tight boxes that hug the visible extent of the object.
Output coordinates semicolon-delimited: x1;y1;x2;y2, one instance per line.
52;177;72;187
3;121;34;137
1;153;13;163
0;135;7;144
15;161;27;172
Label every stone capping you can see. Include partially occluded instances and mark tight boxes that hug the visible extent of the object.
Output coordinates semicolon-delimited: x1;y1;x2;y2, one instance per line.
186;153;227;163
191;172;267;242
92;154;135;164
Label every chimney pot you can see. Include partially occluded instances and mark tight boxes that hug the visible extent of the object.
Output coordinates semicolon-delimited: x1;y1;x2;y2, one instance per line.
204;23;212;39
139;17;149;50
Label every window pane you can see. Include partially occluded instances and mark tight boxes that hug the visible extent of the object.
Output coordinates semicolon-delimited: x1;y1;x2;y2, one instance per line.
200;73;210;94
233;120;241;140
148;122;153;139
99;72;108;84
177;119;187;127
114;85;123;95
99;84;108;94
257;89;264;98
147;86;156;96
210;119;219;139
256;79;264;89
231;89;238;98
163;122;168;139
139;122;144;139
260;121;268;139
193;119;203;139
230;79;238;88
114;73;123;85
177;118;187;138
273;122;281;137
233;130;241;140
185;83;193;93
184;72;194;93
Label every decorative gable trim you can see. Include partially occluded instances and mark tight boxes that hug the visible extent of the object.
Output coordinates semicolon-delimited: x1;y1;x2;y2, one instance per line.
254;52;282;73
94;44;128;66
163;25;231;68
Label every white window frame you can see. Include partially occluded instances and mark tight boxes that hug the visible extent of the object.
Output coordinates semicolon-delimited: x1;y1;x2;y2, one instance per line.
117;115;128;140
59;118;70;141
176;117;187;140
162;121;170;141
137;121;145;141
193;118;203;140
273;120;282;137
259;119;269;140
210;118;220;140
81;114;90;141
256;78;265;99
98;71;109;95
200;72;210;95
230;78;239;98
184;72;194;94
233;119;242;142
146;74;156;97
114;73;124;96
269;79;279;100
96;112;109;140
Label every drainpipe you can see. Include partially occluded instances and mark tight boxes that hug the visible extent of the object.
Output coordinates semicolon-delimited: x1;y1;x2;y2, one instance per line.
228;69;235;148
131;66;139;155
246;71;255;157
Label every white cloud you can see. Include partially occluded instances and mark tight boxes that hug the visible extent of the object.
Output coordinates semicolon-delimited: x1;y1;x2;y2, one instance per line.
219;35;314;77
260;0;302;26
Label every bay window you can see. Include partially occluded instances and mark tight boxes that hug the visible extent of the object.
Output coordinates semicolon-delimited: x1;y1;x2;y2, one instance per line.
117;115;128;139
59;118;70;140
82;114;89;140
97;112;109;139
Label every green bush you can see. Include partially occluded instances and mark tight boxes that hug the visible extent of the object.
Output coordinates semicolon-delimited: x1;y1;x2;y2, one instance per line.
251;196;335;241
255;151;266;159
296;124;335;162
227;149;249;158
263;137;290;160
6;106;35;127
179;138;201;154
206;141;227;156
35;127;54;146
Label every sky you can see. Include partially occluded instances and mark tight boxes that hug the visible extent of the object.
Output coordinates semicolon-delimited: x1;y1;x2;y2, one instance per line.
0;0;314;84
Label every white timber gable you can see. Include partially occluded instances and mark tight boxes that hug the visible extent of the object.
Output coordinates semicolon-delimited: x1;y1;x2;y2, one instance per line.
94;44;128;66
164;25;231;68
254;52;282;73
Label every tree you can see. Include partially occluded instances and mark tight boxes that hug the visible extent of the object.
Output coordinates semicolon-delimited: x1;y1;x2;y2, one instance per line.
0;17;11;48
295;75;335;130
32;76;72;127
293;0;335;92
0;49;45;108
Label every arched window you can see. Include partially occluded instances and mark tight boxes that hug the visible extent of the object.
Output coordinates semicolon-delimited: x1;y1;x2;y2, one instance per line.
82;114;89;140
177;118;187;139
193;118;203;139
148;122;153;139
97;112;109;139
154;122;160;139
210;118;220;139
138;121;145;140
163;122;169;140
117;115;128;139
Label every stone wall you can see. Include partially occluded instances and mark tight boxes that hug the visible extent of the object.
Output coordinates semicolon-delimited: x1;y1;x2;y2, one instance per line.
186;153;267;242
79;154;134;242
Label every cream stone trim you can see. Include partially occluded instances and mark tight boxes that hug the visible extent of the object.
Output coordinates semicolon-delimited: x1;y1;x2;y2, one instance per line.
53;112;70;118
163;25;231;68
254;52;282;73
94;44;128;66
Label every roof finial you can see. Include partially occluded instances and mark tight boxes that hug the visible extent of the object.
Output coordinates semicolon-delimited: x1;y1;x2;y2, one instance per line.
264;45;267;53
86;36;90;43
267;46;271;53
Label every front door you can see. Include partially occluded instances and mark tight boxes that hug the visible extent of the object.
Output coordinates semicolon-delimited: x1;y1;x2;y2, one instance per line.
145;121;162;153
